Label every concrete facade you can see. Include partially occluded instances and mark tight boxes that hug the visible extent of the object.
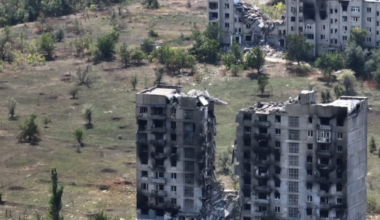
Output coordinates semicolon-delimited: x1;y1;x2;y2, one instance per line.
208;0;380;55
135;86;217;220
234;91;367;220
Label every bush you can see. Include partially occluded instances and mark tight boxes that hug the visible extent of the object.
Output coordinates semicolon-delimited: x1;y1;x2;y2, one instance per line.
194;71;203;83
96;29;119;59
69;87;79;99
39;33;55;59
141;38;155;54
18;114;40;143
368;195;380;214
54;26;65;42
230;64;243;77
43;116;52;128
131;75;138;90
7;97;17;119
73;128;84;146
131;49;145;65
76;65;93;87
148;29;158;38
155;67;165;85
82;104;93;125
119;43;130;68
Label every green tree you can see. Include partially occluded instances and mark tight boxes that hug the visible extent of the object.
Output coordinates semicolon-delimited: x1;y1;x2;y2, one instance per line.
338;69;357;95
154;66;165;85
119;43;130;67
189;29;220;64
82;104;93;125
344;42;367;76
166;49;196;74
73;128;84;146
131;74;138;90
321;90;331;103
204;23;221;41
257;75;269;95
96;31;118;59
131;49;145;65
374;70;380;86
43;116;52;128
315;53;345;84
151;43;173;64
333;85;344;99
230;64;243;77
7;97;17;119
230;42;243;63
69;87;79;99
245;47;266;74
370;136;377;154
285;34;313;65
348;27;367;48
76;65;93;87
91;212;115;220
39;33;55;59
54;26;65;42
18;114;40;143
140;38;155;54
0;26;11;61
365;49;380;79
221;52;235;69
48;168;64;220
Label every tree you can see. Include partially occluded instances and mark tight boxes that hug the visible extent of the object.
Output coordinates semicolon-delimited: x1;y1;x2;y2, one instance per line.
333;85;344;99
82;104;93;125
338;69;356;95
140;38;155;54
189;29;220;64
365;49;380;80
119;43;130;67
131;49;145;65
0;26;11;61
344;42;367;76
76;66;93;87
69;87;79;99
221;52;235;69
54;26;65;42
257;75;269;95
218;151;230;174
131;74;138;90
222;42;243;69
315;53;345;84
96;30;118;59
230;64;243;76
73;128;84;147
348;27;367;48
154;67;165;85
321;90;331;103
204;23;221;41
285;34;313;65
370;136;377;154
245;47;266;74
7;97;17;119
18;114;40;143
39;33;55;59
48;168;64;220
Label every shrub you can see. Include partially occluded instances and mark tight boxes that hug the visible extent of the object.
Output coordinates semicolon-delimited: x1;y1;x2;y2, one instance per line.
257;75;269;95
96;29;119;59
18;114;40;143
73;128;84;146
119;43;130;68
194;71;203;83
131;74;138;90
82;104;93;125
155;67;165;85
141;38;155;54
148;29;158;38
230;64;243;77
69;87;79;99
39;33;55;59
131;49;145;65
76;66;93;87
7;97;17;119
367;194;380;214
54;26;65;42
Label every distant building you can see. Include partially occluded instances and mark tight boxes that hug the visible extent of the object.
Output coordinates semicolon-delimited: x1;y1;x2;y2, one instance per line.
234;90;367;220
135;86;217;220
208;0;380;55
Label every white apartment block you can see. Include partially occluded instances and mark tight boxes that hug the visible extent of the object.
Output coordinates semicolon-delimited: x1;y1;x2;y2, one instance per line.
208;0;380;55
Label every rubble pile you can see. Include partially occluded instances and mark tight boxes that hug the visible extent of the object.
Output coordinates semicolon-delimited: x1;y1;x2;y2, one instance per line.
198;182;238;220
260;44;284;58
243;101;286;114
187;89;228;105
236;2;284;36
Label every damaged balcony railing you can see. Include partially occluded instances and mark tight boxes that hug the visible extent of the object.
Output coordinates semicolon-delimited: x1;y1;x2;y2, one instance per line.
151;177;166;184
150;190;166;197
253;146;271;154
317;148;333;157
317;163;335;171
253;185;272;193
253;198;270;204
151;152;167;160
253;211;268;217
315;176;331;184
150;139;166;147
151;126;166;133
254;133;270;140
253;120;271;128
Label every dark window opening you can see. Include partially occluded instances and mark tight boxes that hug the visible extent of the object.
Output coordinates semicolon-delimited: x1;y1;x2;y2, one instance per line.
244;204;251;210
308;144;313;150
156;159;164;166
156;146;164;154
258;179;267;186
340;1;349;11
275;179;280;187
304;3;315;20
320;158;329;165
337;183;342;191
209;2;218;9
307;156;312;163
243;114;251;121
171;121;176;130
259;128;267;134
320;210;328;218
307;169;312;176
275;115;281;123
308;116;313;123
258;167;268;175
291;16;296;22
337;158;342;165
275;154;280;162
275;192;280;199
138;120;148;131
307;183;312;189
259;141;268;147
151;107;165;116
244;151;251;160
258;154;267;161
321;172;329;178
244;138;251;147
244;176;251;184
258;115;267;122
275;166;281;174
171;159;177;167
275;141;281;148
245;35;252;41
171;134;177;141
153;120;165;128
243;187;251;197
141;171;148;177
337;117;344;126
320;144;328;151
258;193;267;199
337;170;343;178
307;208;312;216
244;163;251;173
320;117;330;125
320;184;329;193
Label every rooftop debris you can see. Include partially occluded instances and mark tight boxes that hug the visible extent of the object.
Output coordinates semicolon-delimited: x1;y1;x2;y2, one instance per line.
187;89;228;105
242;101;286;114
235;2;284;36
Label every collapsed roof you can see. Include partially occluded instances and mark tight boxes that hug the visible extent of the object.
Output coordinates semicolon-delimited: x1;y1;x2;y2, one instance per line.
235;2;284;36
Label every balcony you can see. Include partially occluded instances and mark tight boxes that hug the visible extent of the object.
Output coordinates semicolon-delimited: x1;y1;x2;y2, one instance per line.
306;175;315;182
253;198;270;204
317;164;335;171
150;139;167;147
153;152;167;160
151;114;166;120
151;126;166;133
317;150;332;157
315;176;331;184
253;185;272;192
254;133;270;140
152;165;166;172
319;203;331;209
253;146;271;154
254;160;271;167
317;124;332;130
253;120;271;128
208;2;218;10
209;13;219;21
150;190;166;197
137;138;148;146
243;119;252;126
253;212;268;217
151;177;166;184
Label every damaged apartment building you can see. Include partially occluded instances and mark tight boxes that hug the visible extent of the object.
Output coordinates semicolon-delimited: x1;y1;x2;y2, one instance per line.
135;86;219;220
234;91;367;220
208;0;380;55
